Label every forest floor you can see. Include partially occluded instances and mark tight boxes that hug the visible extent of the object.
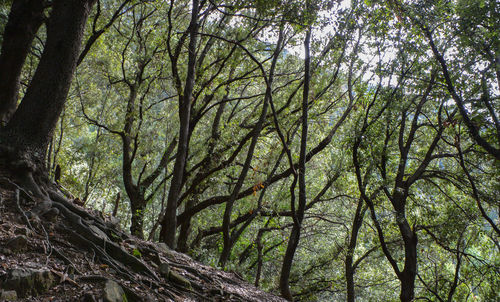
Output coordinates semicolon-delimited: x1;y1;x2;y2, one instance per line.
0;164;285;302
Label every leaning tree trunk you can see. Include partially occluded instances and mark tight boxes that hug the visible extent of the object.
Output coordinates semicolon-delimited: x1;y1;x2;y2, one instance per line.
0;0;44;125
1;0;95;163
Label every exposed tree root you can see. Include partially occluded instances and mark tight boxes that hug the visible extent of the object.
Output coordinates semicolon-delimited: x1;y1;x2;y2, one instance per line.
47;190;160;280
1;157;166;298
12;188;34;230
1;155;287;302
77;275;158;301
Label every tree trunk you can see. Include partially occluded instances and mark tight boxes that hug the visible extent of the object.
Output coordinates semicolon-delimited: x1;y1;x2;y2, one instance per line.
279;27;311;302
345;257;355;302
0;0;44;125
280;225;300;301
2;0;95;162
398;216;418;302
160;0;200;248
254;230;264;287
346;199;365;302
130;198;146;239
177;197;195;252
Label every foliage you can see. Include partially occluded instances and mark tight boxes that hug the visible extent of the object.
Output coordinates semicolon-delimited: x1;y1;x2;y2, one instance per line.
1;0;498;300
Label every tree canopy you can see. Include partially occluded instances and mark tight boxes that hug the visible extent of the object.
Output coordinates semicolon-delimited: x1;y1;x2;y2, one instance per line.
0;0;498;301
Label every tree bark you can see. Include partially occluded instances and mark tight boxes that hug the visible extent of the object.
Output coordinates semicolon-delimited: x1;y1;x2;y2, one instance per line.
280;27;311;301
178;99;226;252
160;0;200;248
2;0;95;162
0;0;44;125
346;199;365;302
177;197;195;252
397;211;418;302
130;198;146;239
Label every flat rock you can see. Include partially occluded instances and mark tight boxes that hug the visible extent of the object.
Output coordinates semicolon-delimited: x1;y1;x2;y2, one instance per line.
0;268;55;298
156;242;176;259
159;262;170;278
14;227;30;236
0;290;18;301
169;270;191;289
89;225;108;240
103;279;126;302
6;235;28;252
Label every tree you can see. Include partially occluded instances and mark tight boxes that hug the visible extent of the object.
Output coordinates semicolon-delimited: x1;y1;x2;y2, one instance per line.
0;0;44;125
1;0;96;166
79;2;178;239
159;0;200;248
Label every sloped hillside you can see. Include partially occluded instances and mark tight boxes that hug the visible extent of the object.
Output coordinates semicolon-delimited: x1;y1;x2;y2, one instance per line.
0;164;285;301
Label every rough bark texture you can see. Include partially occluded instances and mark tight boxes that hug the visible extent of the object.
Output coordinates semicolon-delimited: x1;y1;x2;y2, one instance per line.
129;198;146;239
1;0;95;161
396;208;418;302
0;0;44;125
160;0;200;248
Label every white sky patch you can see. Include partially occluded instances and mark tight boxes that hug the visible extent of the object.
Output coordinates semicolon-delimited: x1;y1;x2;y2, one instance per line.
256;0;353;59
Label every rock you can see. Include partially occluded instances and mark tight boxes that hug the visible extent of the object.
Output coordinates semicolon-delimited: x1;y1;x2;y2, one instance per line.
156;242;169;253
6;235;28;252
105;216;120;229
14;227;30;236
159;262;170;278
168;270;191;289
1;248;13;255
83;292;97;302
89;225;108;240
156;243;175;259
103;280;127;302
41;207;59;222
0;290;18;301
1;268;55;297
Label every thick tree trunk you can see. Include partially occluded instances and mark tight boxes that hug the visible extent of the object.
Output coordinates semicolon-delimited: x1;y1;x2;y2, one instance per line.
279;225;300;301
130;199;146;239
177;197;195;252
160;0;200;248
0;0;44;125
397;216;418;302
2;0;95;161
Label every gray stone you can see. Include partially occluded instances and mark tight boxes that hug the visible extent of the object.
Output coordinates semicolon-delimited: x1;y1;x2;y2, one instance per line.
1;268;55;297
6;235;28;252
89;225;108;240
83;292;97;302
0;290;18;301
156;242;169;253
168;271;191;289
103;280;127;302
1;248;13;255
156;243;175;258
158;262;170;278
14;227;29;236
105;216;120;229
